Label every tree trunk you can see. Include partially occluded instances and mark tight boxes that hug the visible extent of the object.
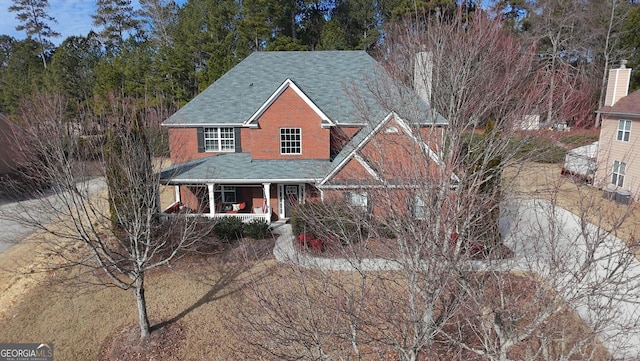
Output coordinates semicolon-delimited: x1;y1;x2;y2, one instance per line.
546;55;556;125
135;273;151;339
596;0;617;128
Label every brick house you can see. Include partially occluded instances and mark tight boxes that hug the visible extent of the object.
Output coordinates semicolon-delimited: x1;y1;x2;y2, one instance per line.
595;62;640;201
160;51;447;223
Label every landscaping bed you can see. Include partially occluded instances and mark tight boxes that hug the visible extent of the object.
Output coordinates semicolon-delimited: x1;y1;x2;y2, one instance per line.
295;232;514;261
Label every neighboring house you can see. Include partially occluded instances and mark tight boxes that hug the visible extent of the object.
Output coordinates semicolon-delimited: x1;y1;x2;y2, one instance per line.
160;51;447;223
561;142;598;184
0;114;25;176
595;62;640;201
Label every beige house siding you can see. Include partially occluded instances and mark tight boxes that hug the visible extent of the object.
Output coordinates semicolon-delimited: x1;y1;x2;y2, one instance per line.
604;68;631;106
596;115;640;197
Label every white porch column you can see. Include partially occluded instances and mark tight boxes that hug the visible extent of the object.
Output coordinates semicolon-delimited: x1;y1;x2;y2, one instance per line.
174;185;181;203
262;182;271;212
208;183;215;215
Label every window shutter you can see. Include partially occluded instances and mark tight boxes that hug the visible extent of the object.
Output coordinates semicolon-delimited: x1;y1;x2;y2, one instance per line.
234;128;241;153
197;127;204;153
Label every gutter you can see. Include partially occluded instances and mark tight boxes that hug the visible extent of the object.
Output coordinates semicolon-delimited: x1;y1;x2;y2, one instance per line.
594;111;640;118
161;178;323;185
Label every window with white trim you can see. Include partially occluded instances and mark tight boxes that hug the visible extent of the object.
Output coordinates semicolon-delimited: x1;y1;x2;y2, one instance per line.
612;161;626;187
280;128;301;154
346;191;368;213
204;127;235;152
413;196;428;219
617;120;631;142
214;185;236;203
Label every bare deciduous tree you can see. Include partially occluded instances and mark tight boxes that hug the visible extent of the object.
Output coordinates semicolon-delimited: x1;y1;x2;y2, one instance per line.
236;12;640;361
0;92;214;339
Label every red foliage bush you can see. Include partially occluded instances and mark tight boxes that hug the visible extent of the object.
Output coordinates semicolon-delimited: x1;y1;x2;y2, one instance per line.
296;234;324;252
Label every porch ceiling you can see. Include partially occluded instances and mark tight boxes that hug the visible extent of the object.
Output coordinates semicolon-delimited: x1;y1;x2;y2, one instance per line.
160;153;331;184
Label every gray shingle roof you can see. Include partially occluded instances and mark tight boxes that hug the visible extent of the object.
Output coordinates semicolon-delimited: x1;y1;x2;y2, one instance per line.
160;153;331;183
162;51;447;127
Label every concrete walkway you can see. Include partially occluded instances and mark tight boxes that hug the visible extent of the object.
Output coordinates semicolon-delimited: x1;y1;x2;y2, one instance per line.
271;199;640;359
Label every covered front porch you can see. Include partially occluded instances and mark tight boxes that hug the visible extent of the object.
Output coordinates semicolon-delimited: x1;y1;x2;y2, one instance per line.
163;182;315;225
159;153;330;224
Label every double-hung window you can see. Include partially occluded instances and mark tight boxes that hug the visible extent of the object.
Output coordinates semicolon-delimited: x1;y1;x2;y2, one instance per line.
346;191;368;213
204;127;235;152
617;120;631;142
280;128;301;154
413;196;428;219
612;160;626;187
214;185;236;203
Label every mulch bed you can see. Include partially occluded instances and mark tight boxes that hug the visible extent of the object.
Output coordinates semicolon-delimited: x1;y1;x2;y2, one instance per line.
298;235;514;261
99;321;187;361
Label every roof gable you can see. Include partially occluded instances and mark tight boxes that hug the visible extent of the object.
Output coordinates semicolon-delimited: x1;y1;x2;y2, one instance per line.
244;79;335;128
321;113;443;186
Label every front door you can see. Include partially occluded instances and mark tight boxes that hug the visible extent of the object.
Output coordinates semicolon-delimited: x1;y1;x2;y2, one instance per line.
278;184;303;219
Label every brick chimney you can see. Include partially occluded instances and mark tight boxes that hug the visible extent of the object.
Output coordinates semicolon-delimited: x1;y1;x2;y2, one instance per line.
414;52;433;105
604;60;632;107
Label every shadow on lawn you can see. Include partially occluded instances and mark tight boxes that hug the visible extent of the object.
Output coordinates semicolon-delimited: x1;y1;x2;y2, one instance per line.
150;261;250;332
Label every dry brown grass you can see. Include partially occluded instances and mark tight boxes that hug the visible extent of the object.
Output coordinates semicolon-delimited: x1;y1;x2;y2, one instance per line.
505;162;640;255
0;242;272;360
0;239;49;316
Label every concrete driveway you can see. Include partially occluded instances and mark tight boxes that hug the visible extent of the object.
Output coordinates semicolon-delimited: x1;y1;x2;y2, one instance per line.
500;199;640;360
0;178;106;254
273;198;640;359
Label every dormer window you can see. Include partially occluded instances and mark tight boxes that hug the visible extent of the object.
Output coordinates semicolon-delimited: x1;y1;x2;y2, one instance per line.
280;128;302;154
204;127;235;152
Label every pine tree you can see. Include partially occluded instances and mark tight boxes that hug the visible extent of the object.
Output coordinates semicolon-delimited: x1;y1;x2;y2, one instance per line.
8;0;60;68
92;0;141;54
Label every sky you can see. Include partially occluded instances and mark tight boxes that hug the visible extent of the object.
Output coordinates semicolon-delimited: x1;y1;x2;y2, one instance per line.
0;0;104;45
0;0;192;46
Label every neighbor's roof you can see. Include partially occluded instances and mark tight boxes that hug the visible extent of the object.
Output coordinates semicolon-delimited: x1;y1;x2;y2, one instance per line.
160;153;331;183
598;89;640;116
567;141;598;159
162;51;446;127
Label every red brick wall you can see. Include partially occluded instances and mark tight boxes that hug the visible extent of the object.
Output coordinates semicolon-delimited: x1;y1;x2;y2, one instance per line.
167;88;374;164
333;158;375;181
420;126;444;157
330;120;444;183
320;188;412;219
238;186;276;219
330;126;361;157
242;87;330;160
168;128;208;164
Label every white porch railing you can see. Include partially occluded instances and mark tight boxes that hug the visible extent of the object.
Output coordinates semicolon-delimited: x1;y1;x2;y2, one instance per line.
204;212;271;224
161;203;271;224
